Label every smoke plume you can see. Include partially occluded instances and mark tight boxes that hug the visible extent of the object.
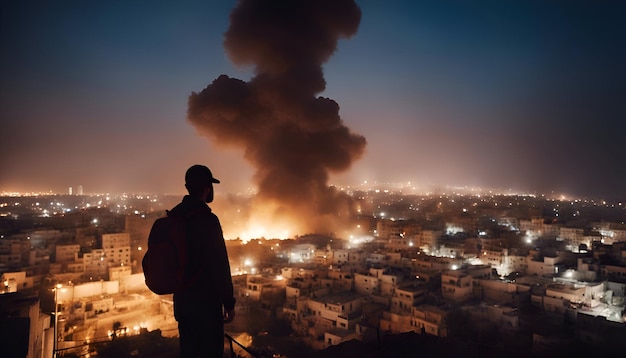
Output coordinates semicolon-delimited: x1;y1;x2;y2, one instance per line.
187;0;365;237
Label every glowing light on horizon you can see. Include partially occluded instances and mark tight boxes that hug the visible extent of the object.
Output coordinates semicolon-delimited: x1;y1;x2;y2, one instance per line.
222;202;304;242
232;224;292;243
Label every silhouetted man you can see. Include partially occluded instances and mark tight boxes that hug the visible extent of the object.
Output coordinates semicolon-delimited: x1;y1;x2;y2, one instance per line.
171;164;236;357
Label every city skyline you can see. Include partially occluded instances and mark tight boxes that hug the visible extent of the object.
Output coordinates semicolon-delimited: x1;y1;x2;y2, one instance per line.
2;180;626;357
2;0;625;199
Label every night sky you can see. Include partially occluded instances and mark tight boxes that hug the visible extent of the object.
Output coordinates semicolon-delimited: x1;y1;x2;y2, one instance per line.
2;0;625;199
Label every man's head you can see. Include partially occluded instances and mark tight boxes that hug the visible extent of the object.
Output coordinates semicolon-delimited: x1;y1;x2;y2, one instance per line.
185;164;220;203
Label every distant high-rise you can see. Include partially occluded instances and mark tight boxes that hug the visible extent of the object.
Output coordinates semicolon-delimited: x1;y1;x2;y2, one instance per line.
68;186;73;195
78;185;83;195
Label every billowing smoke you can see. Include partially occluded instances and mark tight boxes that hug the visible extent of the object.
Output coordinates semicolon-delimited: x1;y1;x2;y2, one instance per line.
187;0;365;238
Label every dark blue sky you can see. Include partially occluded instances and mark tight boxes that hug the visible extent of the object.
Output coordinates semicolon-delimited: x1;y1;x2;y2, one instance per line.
1;0;625;199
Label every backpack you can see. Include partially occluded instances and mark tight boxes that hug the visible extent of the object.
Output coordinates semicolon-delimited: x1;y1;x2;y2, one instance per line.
142;210;190;294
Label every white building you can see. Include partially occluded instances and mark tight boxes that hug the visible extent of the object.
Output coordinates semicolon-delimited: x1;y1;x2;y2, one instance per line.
560;227;587;251
83;249;107;278
306;291;363;334
102;233;131;267
441;270;473;302
416;230;443;253
241;274;275;301
55;244;80;263
354;272;380;295
326;268;354;291
332;249;349;265
391;284;427;314
527;255;562;277
479;247;509;275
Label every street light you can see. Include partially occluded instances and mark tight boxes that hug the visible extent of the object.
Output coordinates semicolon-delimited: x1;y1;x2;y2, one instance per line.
53;284;62;358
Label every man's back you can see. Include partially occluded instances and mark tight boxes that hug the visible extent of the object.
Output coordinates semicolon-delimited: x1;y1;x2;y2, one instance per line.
170;195;234;304
172;164;236;358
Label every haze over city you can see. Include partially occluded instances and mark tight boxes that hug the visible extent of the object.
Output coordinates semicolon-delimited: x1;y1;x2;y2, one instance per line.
2;0;625;200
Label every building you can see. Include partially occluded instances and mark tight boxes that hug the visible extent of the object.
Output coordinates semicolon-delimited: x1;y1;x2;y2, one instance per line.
441;270;473;302
354;272;380;295
101;233;131;267
380;304;448;338
83;249;107;279
55;245;80;264
391;283;427;314
306;291;363;335
527;255;562;277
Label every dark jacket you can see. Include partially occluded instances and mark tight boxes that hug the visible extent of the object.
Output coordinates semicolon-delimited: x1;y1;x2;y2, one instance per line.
170;195;235;311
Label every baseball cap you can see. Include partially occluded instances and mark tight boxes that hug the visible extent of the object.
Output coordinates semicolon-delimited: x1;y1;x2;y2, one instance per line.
185;164;220;187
